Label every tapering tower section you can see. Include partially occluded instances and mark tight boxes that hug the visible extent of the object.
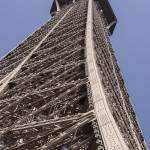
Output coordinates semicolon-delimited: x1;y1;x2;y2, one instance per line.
0;0;147;149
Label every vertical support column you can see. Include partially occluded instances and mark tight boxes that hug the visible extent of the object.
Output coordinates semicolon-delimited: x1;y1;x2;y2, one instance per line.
85;0;129;149
99;10;143;150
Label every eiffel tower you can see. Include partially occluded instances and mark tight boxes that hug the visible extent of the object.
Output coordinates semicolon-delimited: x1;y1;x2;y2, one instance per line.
0;0;147;149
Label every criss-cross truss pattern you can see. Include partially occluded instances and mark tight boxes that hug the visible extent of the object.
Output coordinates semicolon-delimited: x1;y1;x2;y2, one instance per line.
0;0;147;149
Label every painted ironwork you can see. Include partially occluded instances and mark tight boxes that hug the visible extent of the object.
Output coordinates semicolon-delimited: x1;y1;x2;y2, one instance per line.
0;0;147;149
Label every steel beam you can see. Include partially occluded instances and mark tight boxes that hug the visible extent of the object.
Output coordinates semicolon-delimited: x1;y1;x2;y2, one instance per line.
85;0;129;149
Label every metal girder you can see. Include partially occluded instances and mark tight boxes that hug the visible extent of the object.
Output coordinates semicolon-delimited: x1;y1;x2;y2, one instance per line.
0;0;146;149
40;111;95;150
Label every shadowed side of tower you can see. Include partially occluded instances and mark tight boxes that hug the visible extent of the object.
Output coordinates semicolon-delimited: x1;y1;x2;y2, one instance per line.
0;0;147;149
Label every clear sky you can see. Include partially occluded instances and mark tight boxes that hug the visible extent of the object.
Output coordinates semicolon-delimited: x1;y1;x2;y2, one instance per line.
0;0;149;148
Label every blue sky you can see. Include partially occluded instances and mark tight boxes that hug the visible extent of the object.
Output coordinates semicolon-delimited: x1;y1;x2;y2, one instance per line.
0;0;149;147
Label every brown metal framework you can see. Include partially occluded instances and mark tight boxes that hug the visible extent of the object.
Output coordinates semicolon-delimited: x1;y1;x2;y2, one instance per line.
0;0;147;149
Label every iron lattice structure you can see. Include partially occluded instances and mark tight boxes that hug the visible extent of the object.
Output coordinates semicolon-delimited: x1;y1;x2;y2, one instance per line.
0;0;147;149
